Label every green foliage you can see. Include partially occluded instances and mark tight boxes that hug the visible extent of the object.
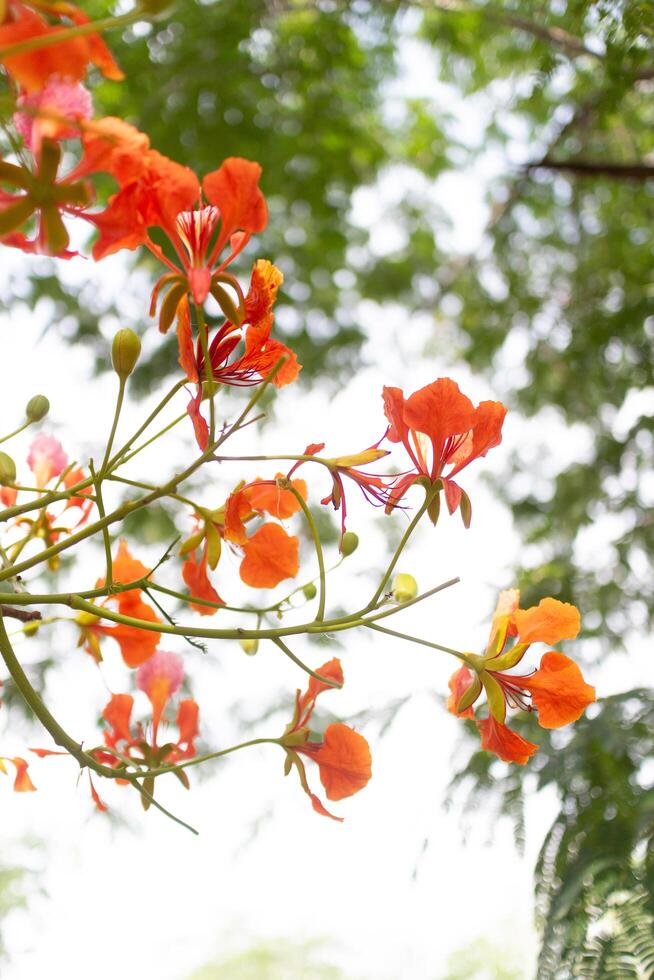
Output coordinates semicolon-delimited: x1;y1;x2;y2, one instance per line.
449;691;654;977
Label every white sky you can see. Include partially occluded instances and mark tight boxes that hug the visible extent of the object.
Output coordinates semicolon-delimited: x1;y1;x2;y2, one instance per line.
0;15;634;980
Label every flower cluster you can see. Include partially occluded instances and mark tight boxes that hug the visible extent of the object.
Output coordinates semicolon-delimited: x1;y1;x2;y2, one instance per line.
448;590;595;763
0;7;598;827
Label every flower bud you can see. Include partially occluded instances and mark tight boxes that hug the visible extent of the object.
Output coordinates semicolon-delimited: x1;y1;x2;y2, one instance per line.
0;452;16;486
392;573;418;603
303;582;317;600
111;328;141;380
25;394;50;422
23;620;40;638
239;638;259;656
340;531;359;556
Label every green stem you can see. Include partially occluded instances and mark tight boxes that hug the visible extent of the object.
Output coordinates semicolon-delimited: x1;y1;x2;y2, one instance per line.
131;738;281;779
285;481;327;621
195;303;216;443
364;621;472;665
0;419;32;446
107;380;185;471
272;637;342;686
0;10;139;61
100;379;125;475
88;460;113;588
365;489;436;611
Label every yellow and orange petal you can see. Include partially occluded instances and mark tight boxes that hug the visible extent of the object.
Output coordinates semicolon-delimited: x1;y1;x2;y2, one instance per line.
245;259;283;324
176;298;198;382
447;665;476;719
309;723;372;802
520;652;595;729
182;549;224;616
476;715;539;765
239;523;299;589
512;598;581;646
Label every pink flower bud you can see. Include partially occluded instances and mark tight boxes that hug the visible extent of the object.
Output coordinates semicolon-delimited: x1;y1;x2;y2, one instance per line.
14;78;93;153
27;433;68;488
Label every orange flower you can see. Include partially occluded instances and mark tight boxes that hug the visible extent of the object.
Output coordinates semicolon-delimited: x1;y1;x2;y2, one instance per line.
79;541;162;667
180;261;300;448
383;378;506;526
90;659;200;802
447;589;594;764
280;658;371;820
0;2;122;93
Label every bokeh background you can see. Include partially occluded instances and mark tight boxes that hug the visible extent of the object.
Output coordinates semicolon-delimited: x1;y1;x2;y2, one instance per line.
0;1;652;977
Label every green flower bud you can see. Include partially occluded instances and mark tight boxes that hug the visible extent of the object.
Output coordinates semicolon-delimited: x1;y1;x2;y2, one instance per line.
303;582;317;600
0;452;16;486
340;531;359;556
23;620;40;638
392;573;418;603
25;394;50;422
239;638;259;656
112;328;141;380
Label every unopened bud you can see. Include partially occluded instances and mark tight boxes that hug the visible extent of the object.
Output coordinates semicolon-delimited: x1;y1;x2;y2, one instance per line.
25;394;50;422
239;638;259;656
23;620;40;638
392;573;418;603
303;582;317;600
340;531;359;556
112;328;141;380
0;452;16;486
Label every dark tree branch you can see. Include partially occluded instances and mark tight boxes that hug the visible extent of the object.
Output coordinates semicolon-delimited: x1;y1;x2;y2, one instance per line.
526;158;654;180
0;606;42;623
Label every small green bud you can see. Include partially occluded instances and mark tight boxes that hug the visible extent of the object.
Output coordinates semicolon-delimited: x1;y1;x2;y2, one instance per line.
239;638;259;656
340;531;359;556
0;452;16;486
303;582;317;600
392;573;418;603
23;620;40;638
112;328;141;380
25;394;50;422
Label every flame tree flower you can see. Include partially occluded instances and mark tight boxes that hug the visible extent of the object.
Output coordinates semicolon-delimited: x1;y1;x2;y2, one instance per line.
382;378;506;526
448;590;595;764
280;658;372;821
77;540;161;667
